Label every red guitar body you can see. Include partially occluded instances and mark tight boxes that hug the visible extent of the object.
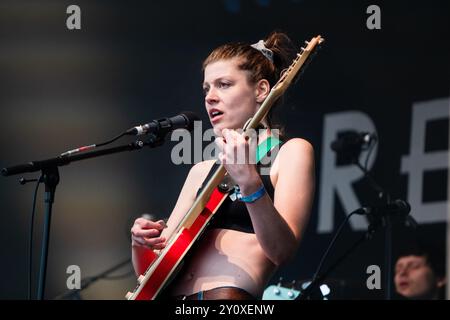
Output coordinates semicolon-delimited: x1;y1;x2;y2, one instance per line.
126;188;227;300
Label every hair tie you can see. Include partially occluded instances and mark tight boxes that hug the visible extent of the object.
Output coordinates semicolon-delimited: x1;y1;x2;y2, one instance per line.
250;40;274;63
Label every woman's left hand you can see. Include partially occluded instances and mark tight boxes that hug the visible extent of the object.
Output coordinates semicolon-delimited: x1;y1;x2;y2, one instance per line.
215;129;262;195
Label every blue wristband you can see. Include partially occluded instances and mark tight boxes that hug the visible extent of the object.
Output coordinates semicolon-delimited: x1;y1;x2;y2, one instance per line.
236;184;266;203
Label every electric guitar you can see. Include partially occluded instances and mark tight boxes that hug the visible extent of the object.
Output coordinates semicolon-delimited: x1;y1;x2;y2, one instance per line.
125;35;324;300
263;284;301;300
262;279;328;300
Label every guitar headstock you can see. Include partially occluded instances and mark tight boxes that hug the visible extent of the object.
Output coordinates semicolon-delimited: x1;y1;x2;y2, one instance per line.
272;35;324;93
262;284;301;300
263;277;331;300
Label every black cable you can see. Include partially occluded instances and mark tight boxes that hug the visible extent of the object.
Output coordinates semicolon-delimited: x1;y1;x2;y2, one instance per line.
311;211;357;283
299;210;367;300
102;269;135;280
94;132;128;148
54;258;132;299
60;131;129;157
28;175;43;300
299;232;369;300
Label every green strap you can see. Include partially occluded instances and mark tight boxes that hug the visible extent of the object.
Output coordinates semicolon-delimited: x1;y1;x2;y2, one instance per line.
228;135;281;201
256;136;282;163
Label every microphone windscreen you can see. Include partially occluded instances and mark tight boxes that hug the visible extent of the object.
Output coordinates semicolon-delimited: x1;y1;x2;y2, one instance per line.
179;111;200;131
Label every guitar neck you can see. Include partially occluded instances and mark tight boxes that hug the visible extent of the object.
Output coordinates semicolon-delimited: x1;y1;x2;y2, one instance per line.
179;164;227;229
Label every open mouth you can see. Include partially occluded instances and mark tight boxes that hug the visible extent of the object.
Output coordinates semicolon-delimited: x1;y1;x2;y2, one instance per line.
209;109;224;122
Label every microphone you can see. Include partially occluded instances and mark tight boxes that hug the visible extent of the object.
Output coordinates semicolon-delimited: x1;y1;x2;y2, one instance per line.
126;112;199;137
355;199;411;217
330;131;376;153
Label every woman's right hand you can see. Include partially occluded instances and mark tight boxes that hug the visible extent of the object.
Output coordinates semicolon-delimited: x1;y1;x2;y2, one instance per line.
131;217;167;250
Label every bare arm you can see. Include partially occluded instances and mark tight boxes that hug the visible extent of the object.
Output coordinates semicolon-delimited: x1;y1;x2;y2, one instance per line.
242;138;315;265
131;160;215;275
217;130;315;266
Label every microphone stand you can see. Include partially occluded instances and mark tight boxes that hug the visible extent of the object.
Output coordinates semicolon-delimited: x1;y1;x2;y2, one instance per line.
353;160;395;299
2;134;164;300
297;192;401;300
297;232;371;300
308;136;417;300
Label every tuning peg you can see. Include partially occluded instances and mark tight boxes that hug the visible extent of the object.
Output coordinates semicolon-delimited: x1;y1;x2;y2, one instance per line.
290;280;297;289
300;47;306;52
304;40;310;45
277;277;283;286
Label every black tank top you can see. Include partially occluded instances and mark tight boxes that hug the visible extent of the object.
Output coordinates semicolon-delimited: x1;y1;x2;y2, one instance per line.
195;141;283;234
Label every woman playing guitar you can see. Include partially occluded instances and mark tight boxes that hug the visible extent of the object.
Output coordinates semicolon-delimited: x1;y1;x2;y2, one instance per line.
130;31;315;300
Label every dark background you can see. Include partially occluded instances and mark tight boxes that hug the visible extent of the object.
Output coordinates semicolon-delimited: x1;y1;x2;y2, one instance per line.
0;0;448;299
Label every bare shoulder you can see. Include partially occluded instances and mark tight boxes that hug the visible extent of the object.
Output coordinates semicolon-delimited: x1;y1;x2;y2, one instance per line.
188;159;216;181
279;138;314;162
168;159;217;218
270;138;314;186
277;138;315;177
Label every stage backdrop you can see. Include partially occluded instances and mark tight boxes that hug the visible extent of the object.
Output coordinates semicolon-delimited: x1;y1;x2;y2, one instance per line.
0;0;448;299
